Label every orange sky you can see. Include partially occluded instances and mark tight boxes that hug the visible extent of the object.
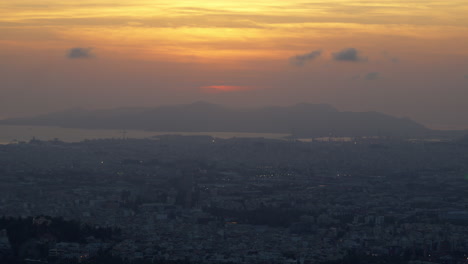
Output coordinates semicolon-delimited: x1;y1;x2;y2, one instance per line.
1;0;468;129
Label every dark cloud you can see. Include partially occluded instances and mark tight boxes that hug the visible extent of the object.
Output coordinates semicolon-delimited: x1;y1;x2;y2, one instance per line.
365;72;380;80
333;48;366;62
67;47;94;59
290;50;322;66
382;51;400;63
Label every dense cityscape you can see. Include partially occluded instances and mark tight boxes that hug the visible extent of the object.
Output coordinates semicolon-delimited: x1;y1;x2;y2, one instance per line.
3;0;468;263
1;135;468;263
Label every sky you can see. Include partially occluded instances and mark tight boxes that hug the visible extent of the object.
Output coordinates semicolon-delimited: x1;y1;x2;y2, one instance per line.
1;0;468;129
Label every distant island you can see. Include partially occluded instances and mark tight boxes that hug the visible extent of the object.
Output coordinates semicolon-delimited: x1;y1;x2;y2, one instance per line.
0;102;438;138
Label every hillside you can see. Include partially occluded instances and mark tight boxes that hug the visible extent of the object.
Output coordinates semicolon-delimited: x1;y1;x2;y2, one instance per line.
0;102;430;137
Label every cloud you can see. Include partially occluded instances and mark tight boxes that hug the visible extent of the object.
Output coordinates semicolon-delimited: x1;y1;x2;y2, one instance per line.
332;48;366;62
464;74;468;79
290;50;322;66
365;72;380;80
382;51;400;63
67;47;94;59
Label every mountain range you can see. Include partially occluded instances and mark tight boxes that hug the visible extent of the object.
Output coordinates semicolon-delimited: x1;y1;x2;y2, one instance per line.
0;102;432;137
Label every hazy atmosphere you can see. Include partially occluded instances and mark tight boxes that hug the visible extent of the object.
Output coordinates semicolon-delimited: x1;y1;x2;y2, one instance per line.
1;0;468;129
4;2;468;264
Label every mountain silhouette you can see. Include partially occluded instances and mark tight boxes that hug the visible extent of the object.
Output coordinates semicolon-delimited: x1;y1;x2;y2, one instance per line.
0;102;430;137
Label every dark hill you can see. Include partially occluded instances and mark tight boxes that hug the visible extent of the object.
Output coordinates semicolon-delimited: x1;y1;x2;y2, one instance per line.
0;102;430;137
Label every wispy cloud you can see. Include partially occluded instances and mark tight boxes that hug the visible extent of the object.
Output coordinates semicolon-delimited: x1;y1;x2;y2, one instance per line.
290;50;322;66
365;72;380;80
333;48;366;62
67;47;94;59
382;51;400;63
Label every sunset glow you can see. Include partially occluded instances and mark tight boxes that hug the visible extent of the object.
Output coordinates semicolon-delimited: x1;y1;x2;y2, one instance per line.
200;85;253;93
2;1;467;62
1;0;468;128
